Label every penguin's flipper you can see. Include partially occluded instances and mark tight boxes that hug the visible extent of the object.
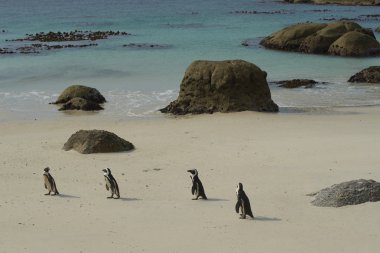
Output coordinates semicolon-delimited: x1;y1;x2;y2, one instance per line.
191;184;196;195
106;184;109;191
44;183;47;189
235;200;241;213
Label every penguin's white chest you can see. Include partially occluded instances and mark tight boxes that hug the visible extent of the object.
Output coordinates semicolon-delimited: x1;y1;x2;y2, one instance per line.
105;177;112;190
44;175;52;191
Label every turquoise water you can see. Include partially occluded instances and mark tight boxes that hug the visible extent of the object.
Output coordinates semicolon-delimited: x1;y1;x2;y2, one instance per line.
0;0;379;119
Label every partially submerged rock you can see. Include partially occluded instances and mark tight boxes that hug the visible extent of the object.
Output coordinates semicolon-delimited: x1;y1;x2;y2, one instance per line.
58;97;104;111
123;43;172;49
260;21;380;57
9;30;129;42
53;85;106;104
328;31;380;57
63;130;134;154
160;60;279;115
348;66;380;83
310;179;380;207
375;26;380;33
275;79;317;88
284;0;380;6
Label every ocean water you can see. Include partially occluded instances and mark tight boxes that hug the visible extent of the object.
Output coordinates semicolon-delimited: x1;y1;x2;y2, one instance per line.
0;0;379;119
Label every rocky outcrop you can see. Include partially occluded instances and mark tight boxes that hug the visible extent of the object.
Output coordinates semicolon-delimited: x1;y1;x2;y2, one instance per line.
310;179;380;207
63;130;134;154
9;30;130;42
260;21;380;57
376;26;380;33
348;66;380;83
0;43;97;54
58;97;104;111
160;60;278;115
53;85;106;104
274;79;318;88
284;0;380;6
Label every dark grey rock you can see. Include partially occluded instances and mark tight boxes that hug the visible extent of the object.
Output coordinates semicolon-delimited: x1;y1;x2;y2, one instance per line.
52;85;106;104
310;179;380;207
63;130;134;154
348;66;380;83
274;79;318;88
58;97;104;111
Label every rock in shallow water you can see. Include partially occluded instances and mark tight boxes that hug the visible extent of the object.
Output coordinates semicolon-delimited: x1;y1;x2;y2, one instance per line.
274;79;318;88
58;97;104;111
310;179;380;207
348;66;380;83
53;85;106;104
260;21;380;57
160;60;278;115
63;130;134;154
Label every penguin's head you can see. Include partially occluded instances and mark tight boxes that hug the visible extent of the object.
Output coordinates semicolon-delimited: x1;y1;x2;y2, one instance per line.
187;169;198;176
44;167;50;172
237;182;243;191
102;168;111;175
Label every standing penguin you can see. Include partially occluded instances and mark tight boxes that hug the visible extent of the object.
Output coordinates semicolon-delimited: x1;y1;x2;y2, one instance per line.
187;169;207;200
235;183;254;219
102;168;120;199
43;167;59;195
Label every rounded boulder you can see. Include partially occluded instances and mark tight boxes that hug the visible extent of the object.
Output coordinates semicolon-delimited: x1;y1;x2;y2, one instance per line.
53;85;106;104
160;60;278;115
63;130;134;154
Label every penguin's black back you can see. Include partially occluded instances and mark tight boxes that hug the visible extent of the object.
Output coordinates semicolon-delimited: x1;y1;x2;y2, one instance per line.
236;190;253;217
193;175;207;199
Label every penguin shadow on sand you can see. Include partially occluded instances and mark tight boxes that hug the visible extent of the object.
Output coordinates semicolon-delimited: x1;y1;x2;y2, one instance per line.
253;216;281;222
56;194;80;199
118;197;141;202
205;198;229;202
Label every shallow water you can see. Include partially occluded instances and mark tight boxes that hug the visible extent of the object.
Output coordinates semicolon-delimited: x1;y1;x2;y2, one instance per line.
0;0;379;119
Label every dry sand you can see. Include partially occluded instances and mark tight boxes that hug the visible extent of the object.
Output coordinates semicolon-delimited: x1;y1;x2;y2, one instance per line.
0;107;379;252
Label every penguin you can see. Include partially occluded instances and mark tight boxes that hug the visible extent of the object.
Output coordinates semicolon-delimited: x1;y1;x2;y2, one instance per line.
43;167;59;195
102;168;120;199
235;182;254;219
187;169;207;200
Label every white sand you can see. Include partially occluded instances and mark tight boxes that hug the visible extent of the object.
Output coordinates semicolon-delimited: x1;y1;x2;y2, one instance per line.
0;107;379;252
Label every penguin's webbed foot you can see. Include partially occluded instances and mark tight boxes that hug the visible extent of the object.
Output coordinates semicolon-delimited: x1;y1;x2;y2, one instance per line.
44;193;50;195
114;196;120;199
239;215;246;219
107;196;113;199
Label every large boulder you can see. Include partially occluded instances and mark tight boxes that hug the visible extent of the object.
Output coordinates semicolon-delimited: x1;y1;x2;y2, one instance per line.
160;60;278;115
328;31;380;56
260;21;380;57
299;22;367;54
348;66;380;83
63;130;134;154
260;23;327;52
310;179;380;207
58;97;104;111
53;85;106;104
284;0;380;5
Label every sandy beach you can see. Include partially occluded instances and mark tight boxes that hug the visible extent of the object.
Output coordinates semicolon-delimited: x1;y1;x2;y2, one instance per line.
0;107;379;253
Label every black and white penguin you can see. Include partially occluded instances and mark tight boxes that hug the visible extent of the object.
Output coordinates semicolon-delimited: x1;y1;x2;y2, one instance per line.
102;168;120;199
235;182;254;219
187;169;207;200
43;167;59;195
